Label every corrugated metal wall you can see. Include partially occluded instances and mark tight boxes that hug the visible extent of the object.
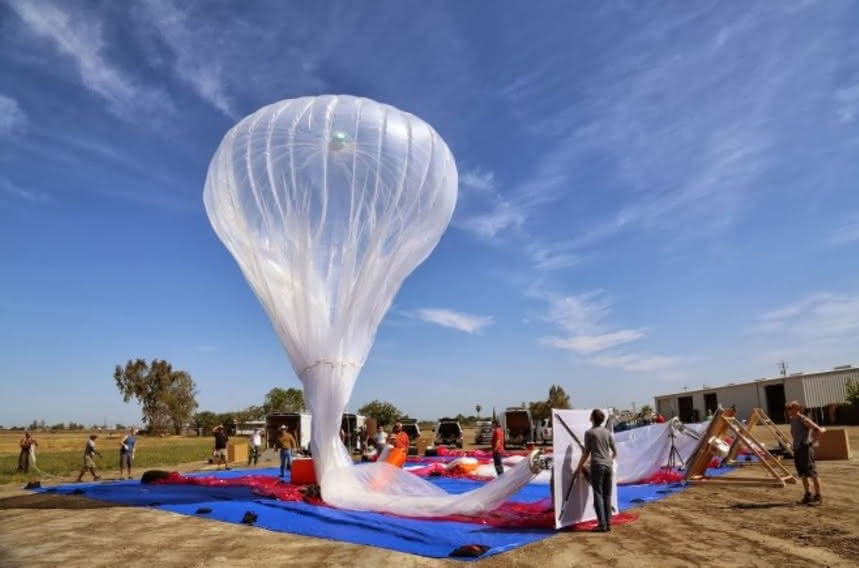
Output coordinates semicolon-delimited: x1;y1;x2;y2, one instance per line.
801;369;859;407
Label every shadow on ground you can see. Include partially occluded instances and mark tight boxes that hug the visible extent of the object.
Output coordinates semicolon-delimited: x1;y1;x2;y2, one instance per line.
728;502;795;510
0;493;121;510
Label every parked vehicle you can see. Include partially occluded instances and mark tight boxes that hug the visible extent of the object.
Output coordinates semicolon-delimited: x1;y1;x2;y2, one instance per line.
265;412;312;453
434;418;463;448
536;418;552;445
502;408;534;448
474;420;492;445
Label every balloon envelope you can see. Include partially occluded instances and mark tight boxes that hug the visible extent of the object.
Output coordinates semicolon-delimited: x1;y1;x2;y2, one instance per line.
204;95;535;515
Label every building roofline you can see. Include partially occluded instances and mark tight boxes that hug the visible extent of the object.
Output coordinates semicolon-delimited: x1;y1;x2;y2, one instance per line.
654;365;856;399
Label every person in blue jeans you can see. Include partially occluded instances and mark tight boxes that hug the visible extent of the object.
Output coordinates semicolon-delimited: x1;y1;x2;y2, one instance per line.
277;425;298;477
574;409;618;532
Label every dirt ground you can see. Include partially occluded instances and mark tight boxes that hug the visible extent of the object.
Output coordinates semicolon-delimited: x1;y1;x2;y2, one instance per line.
1;427;857;568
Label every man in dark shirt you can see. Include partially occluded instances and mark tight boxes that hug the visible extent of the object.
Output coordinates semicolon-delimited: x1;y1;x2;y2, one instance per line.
213;425;230;471
575;409;617;532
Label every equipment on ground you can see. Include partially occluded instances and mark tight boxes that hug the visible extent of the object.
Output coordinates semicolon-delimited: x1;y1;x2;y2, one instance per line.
684;407;796;487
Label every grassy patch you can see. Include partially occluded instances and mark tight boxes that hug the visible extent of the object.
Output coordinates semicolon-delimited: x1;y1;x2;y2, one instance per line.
0;433;212;485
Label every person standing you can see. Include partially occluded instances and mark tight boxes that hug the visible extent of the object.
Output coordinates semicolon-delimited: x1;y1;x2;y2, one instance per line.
213;425;230;471
392;422;410;452
491;419;505;476
277;425;298;477
575;409;618;532
374;425;387;453
76;434;102;482
17;432;37;473
787;401;825;505
248;428;262;466
120;428;137;479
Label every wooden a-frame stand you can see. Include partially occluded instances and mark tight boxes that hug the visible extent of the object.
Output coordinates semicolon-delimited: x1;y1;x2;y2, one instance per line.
724;408;793;466
685;408;796;487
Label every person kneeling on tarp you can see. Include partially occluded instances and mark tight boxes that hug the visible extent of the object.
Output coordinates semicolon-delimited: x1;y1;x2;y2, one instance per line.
574;409;618;533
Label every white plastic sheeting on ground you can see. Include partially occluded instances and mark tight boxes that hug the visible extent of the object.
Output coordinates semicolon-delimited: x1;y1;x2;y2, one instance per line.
613;419;708;484
204;95;537;517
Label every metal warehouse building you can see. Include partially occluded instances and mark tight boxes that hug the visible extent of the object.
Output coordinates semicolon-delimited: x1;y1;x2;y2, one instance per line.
654;365;858;424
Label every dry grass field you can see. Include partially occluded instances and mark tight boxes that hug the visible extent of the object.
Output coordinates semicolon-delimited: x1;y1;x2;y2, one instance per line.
0;431;212;484
0;426;857;567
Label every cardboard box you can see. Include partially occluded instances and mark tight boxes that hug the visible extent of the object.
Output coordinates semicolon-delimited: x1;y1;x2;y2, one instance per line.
815;429;852;460
228;441;249;464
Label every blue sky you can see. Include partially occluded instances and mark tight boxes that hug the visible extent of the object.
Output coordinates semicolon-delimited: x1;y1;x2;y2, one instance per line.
1;0;858;427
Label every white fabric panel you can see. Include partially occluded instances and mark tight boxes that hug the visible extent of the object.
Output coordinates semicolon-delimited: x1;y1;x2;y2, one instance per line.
552;409;618;529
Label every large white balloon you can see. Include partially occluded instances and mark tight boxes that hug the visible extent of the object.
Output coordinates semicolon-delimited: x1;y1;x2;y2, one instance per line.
204;95;536;516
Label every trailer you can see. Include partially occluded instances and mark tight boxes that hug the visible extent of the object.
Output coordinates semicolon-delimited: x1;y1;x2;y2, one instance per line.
265;413;312;453
502;408;534;448
341;413;367;453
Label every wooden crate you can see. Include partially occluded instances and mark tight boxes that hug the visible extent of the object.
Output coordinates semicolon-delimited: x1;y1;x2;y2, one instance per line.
815;429;852;460
228;441;249;464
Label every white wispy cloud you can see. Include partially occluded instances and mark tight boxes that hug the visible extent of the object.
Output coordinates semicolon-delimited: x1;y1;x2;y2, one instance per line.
827;214;859;246
589;353;686;373
415;308;493;334
0;178;51;203
7;0;169;116
495;4;853;258
0;95;27;135
540;329;645;355
835;83;859;124
525;241;580;271
534;288;644;354
752;292;859;339
137;0;233;116
529;284;687;377
459;168;495;193
456;201;525;240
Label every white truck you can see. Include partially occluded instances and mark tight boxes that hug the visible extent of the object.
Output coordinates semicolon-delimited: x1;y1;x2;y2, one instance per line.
536;418;553;445
266;412;312;453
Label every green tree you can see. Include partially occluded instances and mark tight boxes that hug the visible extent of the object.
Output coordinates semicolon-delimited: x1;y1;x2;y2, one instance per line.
358;400;402;426
162;372;199;434
264;387;305;413
192;411;218;434
547;385;571;409
114;359;198;434
529;400;551;422
475;404;482;417
846;379;859;407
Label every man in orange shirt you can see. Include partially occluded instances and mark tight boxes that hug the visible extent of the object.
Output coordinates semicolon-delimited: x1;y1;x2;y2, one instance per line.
392;422;410;451
491;419;505;476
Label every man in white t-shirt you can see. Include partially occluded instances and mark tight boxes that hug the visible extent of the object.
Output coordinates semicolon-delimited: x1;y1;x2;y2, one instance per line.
248;428;262;466
374;426;388;453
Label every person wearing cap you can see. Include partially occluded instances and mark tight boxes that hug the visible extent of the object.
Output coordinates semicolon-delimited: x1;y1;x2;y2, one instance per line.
787;400;825;505
277;425;298;477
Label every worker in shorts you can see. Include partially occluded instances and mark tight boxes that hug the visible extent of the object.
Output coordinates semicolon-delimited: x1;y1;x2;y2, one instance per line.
787;401;825;505
213;425;230;470
119;427;137;479
76;434;102;482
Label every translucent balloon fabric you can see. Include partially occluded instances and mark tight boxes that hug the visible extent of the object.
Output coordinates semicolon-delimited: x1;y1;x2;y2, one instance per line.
204;95;537;516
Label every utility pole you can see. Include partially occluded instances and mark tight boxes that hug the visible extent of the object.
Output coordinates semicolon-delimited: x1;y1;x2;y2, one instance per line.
778;361;788;377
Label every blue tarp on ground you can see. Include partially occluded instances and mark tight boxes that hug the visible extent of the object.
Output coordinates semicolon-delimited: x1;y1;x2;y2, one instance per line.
37;467;723;560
